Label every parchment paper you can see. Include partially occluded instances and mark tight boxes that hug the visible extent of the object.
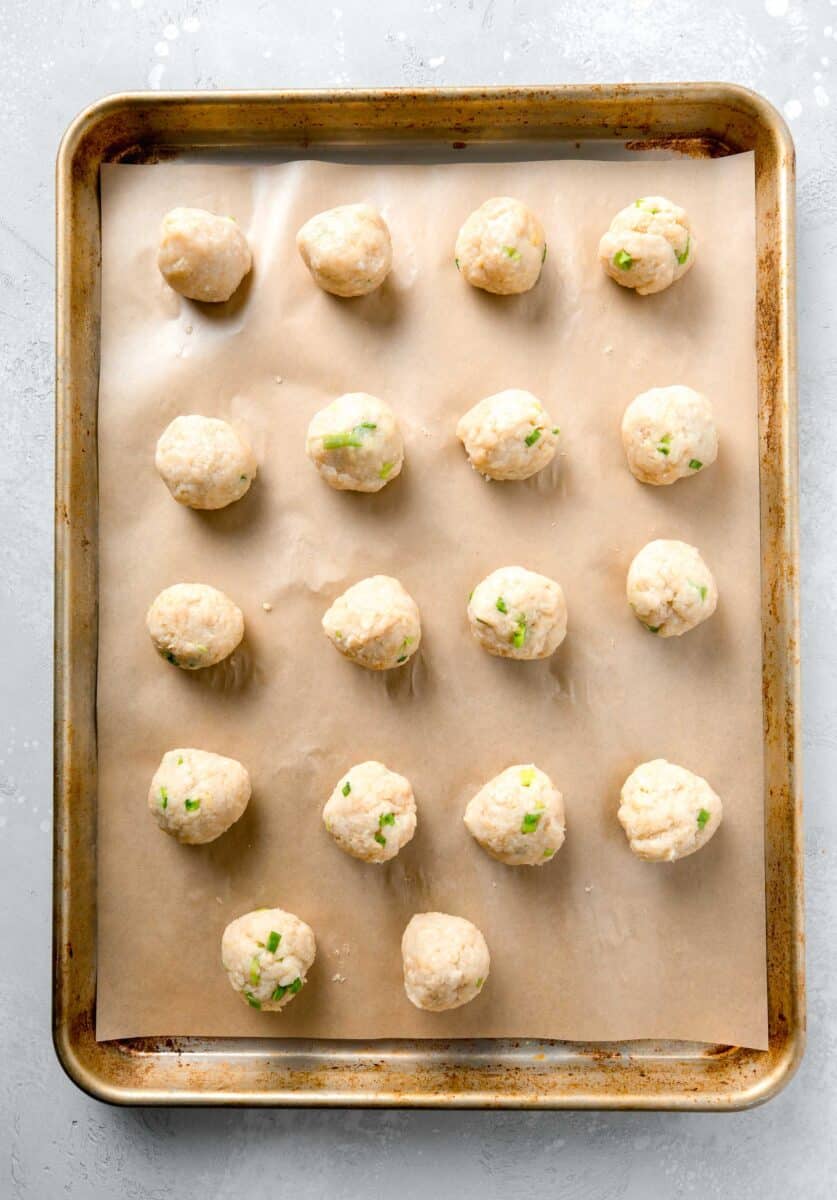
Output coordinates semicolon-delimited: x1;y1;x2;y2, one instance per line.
96;153;767;1048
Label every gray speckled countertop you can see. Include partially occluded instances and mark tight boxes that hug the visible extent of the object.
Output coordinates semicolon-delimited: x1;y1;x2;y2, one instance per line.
1;1;833;1195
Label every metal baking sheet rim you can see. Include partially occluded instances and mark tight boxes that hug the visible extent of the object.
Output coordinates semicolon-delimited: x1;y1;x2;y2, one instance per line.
53;84;803;1109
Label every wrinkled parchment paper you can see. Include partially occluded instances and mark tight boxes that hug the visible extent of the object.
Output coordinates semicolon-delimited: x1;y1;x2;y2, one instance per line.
96;154;767;1048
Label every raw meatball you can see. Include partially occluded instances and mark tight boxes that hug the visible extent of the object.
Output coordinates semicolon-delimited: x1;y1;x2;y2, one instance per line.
626;539;718;638
621;386;717;486
599;196;694;296
456;389;560;481
618;759;723;862
323;760;417;863
221;907;316;1011
158;207;252;303
455;197;546;295
322;575;421;670
468;566;567;660
148;748;250;844
464;764;566;866
155;415;257;509
306;393;403;492
296;203;392;297
401;913;490;1012
147;582;244;669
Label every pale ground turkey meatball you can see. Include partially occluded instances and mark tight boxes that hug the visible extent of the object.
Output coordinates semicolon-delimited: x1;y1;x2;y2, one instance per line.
626;539;718;638
323;760;417;863
401;913;490;1012
322;575;421;670
621;386;718;486
148;748;251;844
468;565;567;660
464;764;566;866
146;582;244;669
306;393;404;492
599;196;694;296
221;907;316;1012
455;197;546;295
155;414;257;509
158;207;252;303
456;389;560;482
618;759;723;862
296;203;392;297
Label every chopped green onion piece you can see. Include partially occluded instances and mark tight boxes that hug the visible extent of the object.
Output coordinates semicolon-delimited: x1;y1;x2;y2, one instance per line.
374;830;386;846
689;579;708;602
396;655;408;664
176;756;183;766
249;955;261;986
635;198;660;213
657;432;672;456
165;651;178;665
455;257;460;270
184;797;200;812
502;245;521;260
496;596;508;614
380;812;396;827
475;977;484;989
521;812;541;834
239;474;247;481
520;766;536;787
551;426;560;435
645;624;661;634
288;977;303;994
245;992;261;1009
322;431;364;450
468;590;474;602
543;848;556;859
697;807;710;830
689;459;703;471
614;249;633;270
378;460;394;480
159;786;168;810
323;423;377;451
342;781;351;797
266;930;281;954
677;235;690;265
542;243;548;263
512;615;527;649
271;983;288;1002
525;427;542;448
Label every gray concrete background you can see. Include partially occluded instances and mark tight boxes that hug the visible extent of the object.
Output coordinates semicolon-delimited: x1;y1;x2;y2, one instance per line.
0;0;833;1195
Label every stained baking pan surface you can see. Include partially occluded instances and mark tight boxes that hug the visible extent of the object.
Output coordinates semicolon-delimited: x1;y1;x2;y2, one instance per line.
54;85;801;1108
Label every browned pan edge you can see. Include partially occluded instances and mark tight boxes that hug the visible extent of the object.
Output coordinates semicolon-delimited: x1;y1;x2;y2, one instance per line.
54;85;801;1108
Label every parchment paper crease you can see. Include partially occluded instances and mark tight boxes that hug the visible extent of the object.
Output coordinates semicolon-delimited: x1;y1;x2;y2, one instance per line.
96;154;767;1048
